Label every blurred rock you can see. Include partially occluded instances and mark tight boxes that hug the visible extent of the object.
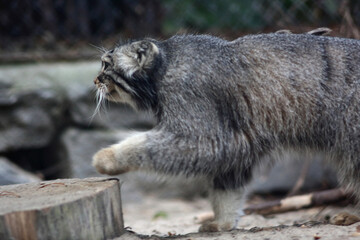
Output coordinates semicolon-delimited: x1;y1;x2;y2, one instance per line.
0;80;66;152
4;138;73;180
0;157;41;185
0;62;96;152
60;128;132;178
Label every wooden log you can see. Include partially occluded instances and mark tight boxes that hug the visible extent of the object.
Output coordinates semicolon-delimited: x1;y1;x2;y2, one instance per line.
0;177;124;240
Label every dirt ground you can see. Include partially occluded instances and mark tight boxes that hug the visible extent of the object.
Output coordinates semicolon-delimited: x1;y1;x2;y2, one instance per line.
117;196;360;240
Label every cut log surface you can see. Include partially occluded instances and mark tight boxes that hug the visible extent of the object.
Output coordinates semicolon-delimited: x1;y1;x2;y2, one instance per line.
0;177;124;240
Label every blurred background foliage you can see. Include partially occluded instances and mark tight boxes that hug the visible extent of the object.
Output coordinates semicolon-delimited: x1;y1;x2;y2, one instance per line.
162;0;339;33
0;0;359;62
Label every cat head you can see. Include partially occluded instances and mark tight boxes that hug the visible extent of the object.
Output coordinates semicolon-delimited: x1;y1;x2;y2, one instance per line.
94;40;160;111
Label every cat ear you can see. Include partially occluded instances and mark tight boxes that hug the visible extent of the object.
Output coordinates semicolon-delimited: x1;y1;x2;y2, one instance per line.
117;40;159;77
129;40;159;71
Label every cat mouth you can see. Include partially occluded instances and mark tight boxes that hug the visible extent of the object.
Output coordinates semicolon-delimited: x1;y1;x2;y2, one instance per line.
95;83;113;95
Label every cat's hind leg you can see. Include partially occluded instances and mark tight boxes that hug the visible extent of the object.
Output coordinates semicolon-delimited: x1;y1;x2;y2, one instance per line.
199;188;245;232
199;169;250;232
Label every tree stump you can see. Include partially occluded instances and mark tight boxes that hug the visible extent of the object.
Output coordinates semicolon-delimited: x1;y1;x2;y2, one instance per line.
0;177;124;240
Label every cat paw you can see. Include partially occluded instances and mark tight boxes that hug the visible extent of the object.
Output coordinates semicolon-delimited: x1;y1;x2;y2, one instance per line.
92;147;130;175
330;212;360;226
194;212;215;224
198;221;234;232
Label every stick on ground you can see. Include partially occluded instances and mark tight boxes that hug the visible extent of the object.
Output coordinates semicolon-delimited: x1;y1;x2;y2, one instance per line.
244;188;348;215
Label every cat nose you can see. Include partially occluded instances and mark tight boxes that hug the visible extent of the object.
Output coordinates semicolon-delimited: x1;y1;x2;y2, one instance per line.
94;78;100;85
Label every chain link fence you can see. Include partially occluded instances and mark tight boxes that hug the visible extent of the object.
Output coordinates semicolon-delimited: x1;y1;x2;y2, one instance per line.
0;0;359;62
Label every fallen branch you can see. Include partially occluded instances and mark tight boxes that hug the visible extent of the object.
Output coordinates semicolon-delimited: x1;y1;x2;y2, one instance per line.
244;188;348;215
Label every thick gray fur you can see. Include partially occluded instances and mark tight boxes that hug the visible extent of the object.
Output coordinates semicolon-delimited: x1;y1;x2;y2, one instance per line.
92;32;360;231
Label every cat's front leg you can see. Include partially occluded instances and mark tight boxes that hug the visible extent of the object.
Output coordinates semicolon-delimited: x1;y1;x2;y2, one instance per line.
92;132;147;175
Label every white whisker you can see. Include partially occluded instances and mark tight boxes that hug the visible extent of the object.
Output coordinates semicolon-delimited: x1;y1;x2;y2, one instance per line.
90;86;108;124
108;93;117;102
89;43;108;53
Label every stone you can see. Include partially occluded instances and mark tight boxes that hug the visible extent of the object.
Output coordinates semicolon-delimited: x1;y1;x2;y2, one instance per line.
0;63;86;152
0;79;65;152
0;157;41;185
60;128;132;178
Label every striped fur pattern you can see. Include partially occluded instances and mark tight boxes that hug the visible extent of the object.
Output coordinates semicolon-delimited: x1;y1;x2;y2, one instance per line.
93;32;360;232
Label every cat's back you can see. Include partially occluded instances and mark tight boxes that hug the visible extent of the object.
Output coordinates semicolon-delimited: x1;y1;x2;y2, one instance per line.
233;33;360;74
230;33;360;91
161;34;229;62
161;33;360;77
233;33;360;53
